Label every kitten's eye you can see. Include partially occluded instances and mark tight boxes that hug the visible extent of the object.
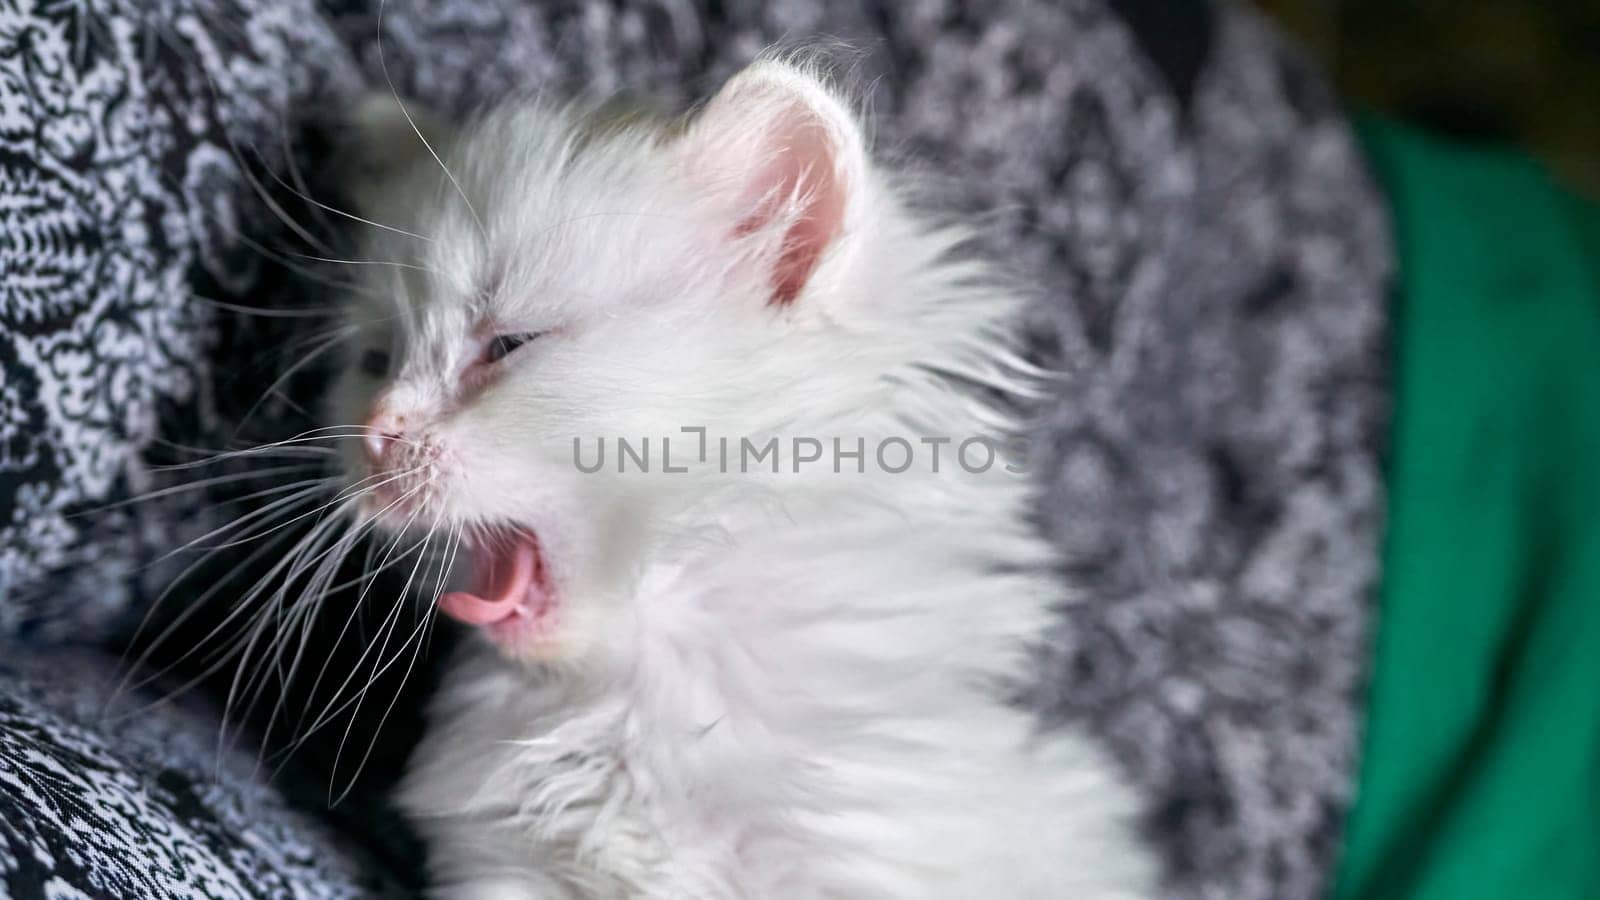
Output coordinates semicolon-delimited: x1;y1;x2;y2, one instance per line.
483;332;541;364
360;347;390;377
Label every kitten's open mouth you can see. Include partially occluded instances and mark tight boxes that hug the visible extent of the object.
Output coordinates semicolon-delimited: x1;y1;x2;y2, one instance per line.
438;530;556;636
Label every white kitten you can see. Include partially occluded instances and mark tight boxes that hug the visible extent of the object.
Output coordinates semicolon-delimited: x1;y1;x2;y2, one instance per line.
335;59;1155;899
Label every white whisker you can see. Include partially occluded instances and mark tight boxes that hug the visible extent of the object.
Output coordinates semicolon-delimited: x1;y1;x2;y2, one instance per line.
377;0;486;241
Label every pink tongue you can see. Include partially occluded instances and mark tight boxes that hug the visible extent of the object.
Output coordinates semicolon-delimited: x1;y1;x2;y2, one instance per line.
438;535;537;626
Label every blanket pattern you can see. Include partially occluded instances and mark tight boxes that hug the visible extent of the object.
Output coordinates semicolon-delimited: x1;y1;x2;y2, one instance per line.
0;646;386;897
0;0;360;640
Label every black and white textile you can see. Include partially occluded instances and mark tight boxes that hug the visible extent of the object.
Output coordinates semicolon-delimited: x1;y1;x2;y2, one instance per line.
0;644;396;897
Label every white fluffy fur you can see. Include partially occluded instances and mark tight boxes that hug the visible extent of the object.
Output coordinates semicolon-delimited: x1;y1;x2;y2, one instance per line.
337;60;1156;899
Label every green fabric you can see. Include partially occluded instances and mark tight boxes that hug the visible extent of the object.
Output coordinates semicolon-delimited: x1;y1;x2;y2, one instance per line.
1334;120;1600;900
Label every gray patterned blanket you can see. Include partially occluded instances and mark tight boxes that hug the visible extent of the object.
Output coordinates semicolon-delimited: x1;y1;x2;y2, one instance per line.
0;1;1388;897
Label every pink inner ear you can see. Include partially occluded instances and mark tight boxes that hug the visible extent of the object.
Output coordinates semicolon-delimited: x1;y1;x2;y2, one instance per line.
734;109;847;306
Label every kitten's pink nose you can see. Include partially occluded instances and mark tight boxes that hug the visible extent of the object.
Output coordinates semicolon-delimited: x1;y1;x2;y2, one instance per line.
363;410;405;467
364;431;392;464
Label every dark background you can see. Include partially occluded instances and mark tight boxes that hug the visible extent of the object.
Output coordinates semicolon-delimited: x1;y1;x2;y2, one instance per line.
1253;1;1600;196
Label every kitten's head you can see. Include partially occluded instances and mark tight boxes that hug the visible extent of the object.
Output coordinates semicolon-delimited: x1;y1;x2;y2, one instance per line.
332;61;960;665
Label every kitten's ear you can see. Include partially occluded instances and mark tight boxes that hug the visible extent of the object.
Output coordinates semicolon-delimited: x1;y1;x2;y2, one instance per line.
344;91;452;209
678;61;866;306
